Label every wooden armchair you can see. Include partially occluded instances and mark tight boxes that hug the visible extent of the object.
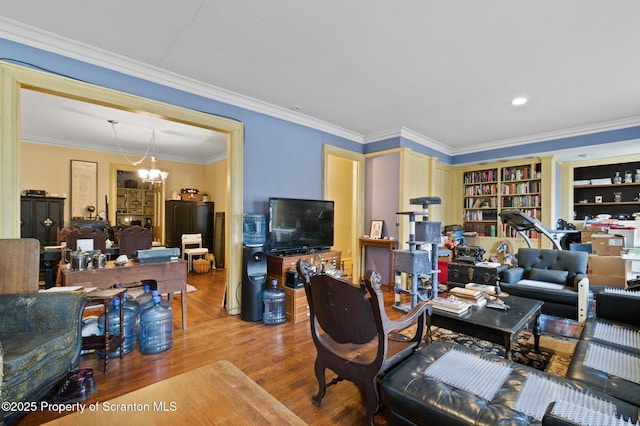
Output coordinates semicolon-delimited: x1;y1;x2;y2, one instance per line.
118;225;153;257
297;260;431;425
65;226;107;253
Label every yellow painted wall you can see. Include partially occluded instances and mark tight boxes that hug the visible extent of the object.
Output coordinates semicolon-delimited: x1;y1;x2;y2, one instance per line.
20;141;226;228
205;159;228;215
326;154;356;261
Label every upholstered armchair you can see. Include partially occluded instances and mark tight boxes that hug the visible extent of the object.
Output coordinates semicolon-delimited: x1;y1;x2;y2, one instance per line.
0;239;87;424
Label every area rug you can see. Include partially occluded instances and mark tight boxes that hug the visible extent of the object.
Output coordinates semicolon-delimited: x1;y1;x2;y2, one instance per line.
427;327;576;377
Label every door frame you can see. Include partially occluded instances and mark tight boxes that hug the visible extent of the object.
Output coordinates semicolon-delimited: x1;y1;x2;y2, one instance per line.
0;62;244;315
323;144;365;280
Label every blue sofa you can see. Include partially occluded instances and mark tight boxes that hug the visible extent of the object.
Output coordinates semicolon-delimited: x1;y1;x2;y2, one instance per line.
500;248;593;321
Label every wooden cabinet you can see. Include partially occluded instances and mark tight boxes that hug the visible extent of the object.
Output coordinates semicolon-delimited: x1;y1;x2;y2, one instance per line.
267;249;342;323
462;162;542;239
20;196;65;246
165;200;214;252
573;161;640;220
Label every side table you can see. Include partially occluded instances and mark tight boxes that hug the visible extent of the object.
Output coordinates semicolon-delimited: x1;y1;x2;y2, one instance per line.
82;288;126;374
359;237;397;289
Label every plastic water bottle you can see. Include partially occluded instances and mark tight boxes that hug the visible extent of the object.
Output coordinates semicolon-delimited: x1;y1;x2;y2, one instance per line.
134;283;153;306
263;279;286;325
98;298;136;358
140;290;171;312
140;296;173;354
123;290;140;341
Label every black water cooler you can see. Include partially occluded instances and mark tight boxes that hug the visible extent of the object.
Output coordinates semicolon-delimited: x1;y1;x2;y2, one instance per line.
240;245;267;322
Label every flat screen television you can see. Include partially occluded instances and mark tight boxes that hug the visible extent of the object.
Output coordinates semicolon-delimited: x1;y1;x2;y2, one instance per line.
268;197;334;254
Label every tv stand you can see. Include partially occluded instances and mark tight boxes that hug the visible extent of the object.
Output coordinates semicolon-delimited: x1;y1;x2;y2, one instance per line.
267;249;342;323
270;247;331;257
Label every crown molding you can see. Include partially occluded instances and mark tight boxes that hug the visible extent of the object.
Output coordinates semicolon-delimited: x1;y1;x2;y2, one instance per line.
364;126;454;155
0;18;364;143
451;116;640;156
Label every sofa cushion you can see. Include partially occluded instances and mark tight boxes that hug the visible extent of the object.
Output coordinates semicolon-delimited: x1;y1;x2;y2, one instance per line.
529;268;568;284
380;340;640;425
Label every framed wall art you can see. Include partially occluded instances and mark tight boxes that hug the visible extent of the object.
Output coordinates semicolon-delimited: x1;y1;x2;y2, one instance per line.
70;159;98;219
370;220;384;239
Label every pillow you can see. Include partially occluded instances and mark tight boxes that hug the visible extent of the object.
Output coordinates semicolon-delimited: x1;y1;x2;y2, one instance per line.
528;268;568;284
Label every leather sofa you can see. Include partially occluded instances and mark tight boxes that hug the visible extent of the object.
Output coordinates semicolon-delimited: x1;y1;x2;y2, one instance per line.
380;340;639;425
500;248;593;321
0;290;87;423
565;289;640;408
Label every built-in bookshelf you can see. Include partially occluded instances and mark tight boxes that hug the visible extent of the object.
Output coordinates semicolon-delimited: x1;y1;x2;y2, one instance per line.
462;162;542;239
463;168;499;237
573;161;640;221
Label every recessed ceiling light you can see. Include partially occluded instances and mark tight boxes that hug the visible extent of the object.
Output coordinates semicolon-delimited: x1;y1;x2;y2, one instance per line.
512;97;528;106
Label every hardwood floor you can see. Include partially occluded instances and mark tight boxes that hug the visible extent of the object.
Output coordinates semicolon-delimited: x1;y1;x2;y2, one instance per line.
19;269;391;425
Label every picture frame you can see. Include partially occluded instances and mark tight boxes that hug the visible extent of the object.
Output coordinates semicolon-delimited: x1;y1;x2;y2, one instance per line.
370;220;384;239
70;160;98;219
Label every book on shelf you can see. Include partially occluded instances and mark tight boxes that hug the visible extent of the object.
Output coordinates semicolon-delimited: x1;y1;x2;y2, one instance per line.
431;297;471;315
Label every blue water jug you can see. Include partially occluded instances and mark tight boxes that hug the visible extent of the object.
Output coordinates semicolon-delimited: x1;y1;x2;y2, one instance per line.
98;298;136;358
123;290;140;341
134;283;153;306
263;280;286;325
140;290;171;312
140;296;173;355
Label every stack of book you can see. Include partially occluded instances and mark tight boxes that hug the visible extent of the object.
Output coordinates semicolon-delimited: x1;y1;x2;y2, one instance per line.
431;297;471;315
465;282;497;294
449;287;487;307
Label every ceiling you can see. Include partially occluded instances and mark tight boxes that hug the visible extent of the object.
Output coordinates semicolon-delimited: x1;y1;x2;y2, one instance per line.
20;89;228;164
3;1;640;163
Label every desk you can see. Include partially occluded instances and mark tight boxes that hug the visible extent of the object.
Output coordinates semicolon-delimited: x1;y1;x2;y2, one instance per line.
61;260;188;330
359;237;397;287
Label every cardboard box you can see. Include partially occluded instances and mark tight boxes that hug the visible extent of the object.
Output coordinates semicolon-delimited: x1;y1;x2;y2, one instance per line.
608;228;638;248
590;234;625;256
580;230;605;243
588;255;626;288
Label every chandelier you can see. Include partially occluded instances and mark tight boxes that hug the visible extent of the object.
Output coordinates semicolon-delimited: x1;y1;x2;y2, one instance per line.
138;154;169;185
109;120;169;185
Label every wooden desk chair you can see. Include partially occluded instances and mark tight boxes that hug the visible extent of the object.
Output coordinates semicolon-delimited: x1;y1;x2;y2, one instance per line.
56;227;107;285
181;233;209;271
296;260;431;426
0;238;40;294
118;225;153;257
65;226;107;253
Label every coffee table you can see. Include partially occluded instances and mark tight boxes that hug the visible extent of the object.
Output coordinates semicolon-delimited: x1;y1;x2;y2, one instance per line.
427;295;543;360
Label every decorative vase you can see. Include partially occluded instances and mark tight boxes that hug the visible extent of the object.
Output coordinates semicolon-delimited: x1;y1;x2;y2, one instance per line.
635;169;640;183
624;170;633;183
613;171;622;184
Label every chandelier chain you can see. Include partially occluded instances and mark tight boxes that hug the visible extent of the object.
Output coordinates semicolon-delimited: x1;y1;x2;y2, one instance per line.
109;120;152;166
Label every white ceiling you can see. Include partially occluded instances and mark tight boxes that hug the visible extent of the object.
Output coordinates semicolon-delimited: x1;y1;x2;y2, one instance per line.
2;1;640;163
20;89;228;164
